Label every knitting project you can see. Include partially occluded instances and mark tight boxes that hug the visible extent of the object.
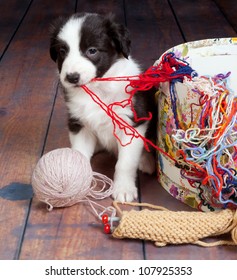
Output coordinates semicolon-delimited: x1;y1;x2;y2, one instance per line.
112;202;237;247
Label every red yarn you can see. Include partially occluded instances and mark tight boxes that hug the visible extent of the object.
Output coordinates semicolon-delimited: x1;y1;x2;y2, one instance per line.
81;53;193;162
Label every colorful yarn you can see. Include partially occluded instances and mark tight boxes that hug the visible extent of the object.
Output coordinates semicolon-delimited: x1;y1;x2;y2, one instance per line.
80;52;237;210
173;74;237;209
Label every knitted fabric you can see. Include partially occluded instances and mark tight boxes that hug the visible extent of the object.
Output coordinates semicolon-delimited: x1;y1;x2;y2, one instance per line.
112;202;237;247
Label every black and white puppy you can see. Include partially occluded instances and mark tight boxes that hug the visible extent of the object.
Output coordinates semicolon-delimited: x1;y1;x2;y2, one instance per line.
50;13;156;202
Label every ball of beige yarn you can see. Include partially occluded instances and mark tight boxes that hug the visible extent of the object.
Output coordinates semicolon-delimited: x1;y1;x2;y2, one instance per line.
31;148;94;209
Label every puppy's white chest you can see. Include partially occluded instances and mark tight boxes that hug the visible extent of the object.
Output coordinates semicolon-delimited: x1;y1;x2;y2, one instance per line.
68;86;127;151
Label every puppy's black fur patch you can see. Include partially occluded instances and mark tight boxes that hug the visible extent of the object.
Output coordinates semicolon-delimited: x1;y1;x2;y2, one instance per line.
49;13;157;149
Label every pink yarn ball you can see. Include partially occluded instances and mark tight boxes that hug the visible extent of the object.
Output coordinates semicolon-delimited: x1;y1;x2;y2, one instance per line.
31;148;94;209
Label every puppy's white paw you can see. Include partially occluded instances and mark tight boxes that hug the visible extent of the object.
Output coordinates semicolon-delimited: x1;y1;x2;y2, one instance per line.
112;181;138;202
139;151;156;174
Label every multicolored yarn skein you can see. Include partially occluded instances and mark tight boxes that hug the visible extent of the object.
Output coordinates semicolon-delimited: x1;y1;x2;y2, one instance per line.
172;73;237;210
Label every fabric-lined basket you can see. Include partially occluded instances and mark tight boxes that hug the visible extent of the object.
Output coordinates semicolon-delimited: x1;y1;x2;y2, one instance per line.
156;38;237;211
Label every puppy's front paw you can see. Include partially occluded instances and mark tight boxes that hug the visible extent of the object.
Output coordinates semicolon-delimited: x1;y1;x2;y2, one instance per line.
112;181;138;202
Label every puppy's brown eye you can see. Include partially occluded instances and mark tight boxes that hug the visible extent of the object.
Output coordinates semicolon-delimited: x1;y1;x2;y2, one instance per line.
86;47;98;57
59;47;67;58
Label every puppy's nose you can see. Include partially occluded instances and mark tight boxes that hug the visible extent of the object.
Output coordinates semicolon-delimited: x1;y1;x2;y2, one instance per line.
66;72;80;84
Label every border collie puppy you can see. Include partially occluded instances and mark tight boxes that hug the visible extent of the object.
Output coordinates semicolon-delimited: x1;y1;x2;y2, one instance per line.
50;13;156;202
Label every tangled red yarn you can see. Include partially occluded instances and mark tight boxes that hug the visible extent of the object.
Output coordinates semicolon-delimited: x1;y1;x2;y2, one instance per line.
81;53;194;162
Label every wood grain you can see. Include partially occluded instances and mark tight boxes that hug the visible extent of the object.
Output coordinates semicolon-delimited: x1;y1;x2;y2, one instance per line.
214;0;237;32
0;0;75;259
169;0;236;41
125;0;184;69
0;0;32;58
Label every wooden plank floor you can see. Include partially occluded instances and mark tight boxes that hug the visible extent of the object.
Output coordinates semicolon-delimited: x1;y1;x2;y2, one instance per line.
0;0;237;260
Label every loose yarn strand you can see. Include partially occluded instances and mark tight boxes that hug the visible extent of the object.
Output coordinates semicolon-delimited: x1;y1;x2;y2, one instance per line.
89;172;114;200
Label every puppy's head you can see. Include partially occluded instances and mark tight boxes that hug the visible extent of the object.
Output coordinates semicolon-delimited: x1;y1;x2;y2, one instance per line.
50;13;131;88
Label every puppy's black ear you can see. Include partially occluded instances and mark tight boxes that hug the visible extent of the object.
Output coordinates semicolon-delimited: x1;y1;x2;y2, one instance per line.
104;14;131;59
49;38;57;62
49;16;67;62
